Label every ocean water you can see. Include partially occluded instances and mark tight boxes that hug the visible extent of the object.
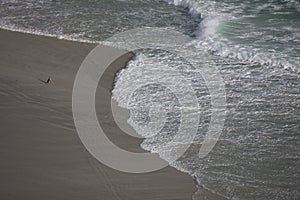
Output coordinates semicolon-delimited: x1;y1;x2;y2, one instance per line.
1;0;299;199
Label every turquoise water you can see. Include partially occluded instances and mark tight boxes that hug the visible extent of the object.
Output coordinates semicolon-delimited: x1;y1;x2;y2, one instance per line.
1;0;299;199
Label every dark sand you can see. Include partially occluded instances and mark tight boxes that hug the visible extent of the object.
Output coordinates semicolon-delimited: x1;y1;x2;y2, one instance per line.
0;29;224;200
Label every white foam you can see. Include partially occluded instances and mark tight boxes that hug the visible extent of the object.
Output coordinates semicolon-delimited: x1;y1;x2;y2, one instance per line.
194;16;221;39
193;38;299;73
112;52;204;162
165;0;202;16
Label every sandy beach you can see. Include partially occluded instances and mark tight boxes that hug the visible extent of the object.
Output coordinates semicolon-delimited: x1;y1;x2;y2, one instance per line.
0;29;203;200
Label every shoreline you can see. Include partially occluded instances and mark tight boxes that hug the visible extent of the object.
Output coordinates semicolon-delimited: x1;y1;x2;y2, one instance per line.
0;26;99;44
0;28;224;200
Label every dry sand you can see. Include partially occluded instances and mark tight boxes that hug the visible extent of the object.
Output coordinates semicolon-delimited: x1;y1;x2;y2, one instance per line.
0;29;224;200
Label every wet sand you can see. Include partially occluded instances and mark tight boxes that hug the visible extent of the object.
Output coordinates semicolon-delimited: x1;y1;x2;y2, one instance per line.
0;29;225;200
0;29;198;200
